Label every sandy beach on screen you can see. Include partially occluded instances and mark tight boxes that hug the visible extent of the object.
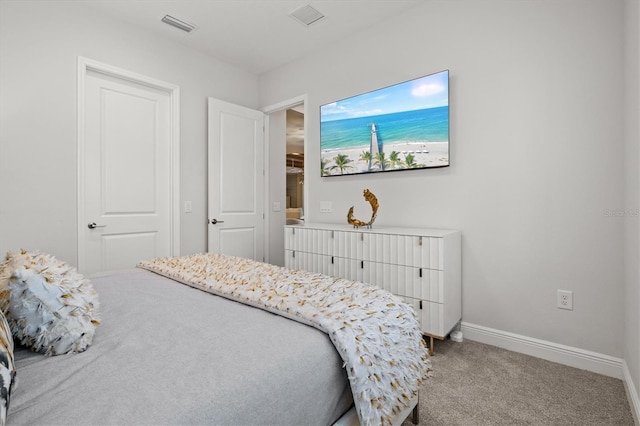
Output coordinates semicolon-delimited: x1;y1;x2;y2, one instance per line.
321;141;449;175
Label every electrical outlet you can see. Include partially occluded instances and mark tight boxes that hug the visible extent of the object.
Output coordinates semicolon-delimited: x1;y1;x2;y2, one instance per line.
557;290;573;310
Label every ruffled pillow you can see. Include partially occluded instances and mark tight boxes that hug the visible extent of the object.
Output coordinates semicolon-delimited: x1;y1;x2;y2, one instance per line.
0;254;17;313
0;310;16;426
2;250;101;356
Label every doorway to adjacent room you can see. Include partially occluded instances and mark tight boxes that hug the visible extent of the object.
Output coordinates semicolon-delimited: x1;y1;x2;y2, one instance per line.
285;106;305;225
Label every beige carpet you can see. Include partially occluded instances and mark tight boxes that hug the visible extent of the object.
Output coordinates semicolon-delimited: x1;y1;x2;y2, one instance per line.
402;338;635;425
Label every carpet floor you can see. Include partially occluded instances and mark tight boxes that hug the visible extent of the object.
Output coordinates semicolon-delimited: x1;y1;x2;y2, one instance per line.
402;338;635;426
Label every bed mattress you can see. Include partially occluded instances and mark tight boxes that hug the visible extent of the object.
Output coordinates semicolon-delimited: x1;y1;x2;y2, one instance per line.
9;268;353;425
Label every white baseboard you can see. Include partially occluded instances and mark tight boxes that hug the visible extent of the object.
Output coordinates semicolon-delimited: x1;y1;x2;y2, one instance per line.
460;321;624;379
623;361;640;426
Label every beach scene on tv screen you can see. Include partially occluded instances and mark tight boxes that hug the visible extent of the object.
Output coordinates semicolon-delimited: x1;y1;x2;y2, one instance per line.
320;70;449;176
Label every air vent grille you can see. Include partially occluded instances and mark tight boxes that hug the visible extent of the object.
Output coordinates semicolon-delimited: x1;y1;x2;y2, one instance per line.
289;4;325;26
161;15;197;33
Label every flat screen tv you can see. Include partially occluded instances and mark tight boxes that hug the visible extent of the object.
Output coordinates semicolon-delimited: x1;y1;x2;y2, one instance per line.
320;70;449;177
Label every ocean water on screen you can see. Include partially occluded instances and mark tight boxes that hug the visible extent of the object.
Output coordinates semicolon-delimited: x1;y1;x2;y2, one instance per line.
320;106;449;152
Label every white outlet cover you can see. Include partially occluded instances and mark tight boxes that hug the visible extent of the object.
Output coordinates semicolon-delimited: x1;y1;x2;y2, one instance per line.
557;290;573;310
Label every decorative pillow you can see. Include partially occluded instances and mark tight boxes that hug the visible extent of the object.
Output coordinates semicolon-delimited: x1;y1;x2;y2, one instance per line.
0;310;16;426
0;253;19;313
4;250;101;356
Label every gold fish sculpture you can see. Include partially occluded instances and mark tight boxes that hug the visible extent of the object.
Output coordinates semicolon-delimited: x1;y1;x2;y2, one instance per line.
347;189;379;229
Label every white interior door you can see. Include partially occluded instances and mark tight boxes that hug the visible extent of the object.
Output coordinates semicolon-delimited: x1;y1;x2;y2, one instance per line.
79;60;179;275
208;98;264;261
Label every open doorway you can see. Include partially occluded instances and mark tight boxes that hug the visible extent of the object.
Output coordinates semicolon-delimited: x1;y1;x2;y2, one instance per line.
286;107;304;225
263;96;306;267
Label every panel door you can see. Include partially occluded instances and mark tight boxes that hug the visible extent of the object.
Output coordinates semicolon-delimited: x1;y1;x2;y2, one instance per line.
208;98;264;261
81;68;173;274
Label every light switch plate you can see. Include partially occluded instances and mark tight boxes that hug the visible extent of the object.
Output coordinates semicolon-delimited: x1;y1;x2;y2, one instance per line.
184;201;193;213
273;202;281;212
319;201;332;213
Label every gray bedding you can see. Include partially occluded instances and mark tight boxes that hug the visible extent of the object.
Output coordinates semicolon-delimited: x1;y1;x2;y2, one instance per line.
9;268;353;425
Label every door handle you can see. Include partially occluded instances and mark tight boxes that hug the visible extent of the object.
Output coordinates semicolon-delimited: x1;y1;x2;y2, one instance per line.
210;219;225;225
88;222;107;229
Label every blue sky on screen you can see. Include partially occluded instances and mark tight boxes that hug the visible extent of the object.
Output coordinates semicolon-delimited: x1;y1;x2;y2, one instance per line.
321;70;448;122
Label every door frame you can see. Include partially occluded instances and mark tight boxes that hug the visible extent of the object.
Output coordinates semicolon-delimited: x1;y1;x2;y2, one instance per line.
76;56;181;271
261;94;308;264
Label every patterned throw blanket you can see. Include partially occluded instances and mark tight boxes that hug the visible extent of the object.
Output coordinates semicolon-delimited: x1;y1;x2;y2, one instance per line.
138;253;430;425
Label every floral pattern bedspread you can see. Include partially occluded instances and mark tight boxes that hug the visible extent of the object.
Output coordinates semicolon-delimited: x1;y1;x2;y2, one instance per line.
137;253;430;425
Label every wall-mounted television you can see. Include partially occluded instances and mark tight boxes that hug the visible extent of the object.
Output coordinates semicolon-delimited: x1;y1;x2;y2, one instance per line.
320;70;449;177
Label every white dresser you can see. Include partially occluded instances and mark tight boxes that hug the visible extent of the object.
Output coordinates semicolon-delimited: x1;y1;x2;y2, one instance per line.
284;223;461;352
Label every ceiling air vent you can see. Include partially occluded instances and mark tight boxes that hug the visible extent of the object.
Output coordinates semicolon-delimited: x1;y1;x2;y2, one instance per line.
161;15;197;33
289;4;325;27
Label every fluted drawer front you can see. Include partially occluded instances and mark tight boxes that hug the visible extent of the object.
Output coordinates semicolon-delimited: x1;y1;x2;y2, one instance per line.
290;229;444;271
284;249;302;270
306;229;332;256
305;252;330;275
362;234;443;270
284;249;294;270
284;227;298;252
331;231;361;260
419;299;445;337
317;229;333;256
299;228;311;254
333;257;362;282
301;228;313;255
285;249;328;273
363;262;444;303
397;296;445;337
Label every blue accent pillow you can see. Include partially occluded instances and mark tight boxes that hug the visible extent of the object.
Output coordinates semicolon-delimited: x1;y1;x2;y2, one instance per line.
3;250;101;356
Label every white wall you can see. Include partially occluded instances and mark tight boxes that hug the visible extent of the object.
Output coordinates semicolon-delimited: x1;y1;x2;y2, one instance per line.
624;0;640;413
0;1;259;263
259;0;626;357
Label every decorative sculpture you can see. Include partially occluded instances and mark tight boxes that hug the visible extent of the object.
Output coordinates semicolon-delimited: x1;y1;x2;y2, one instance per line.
347;189;379;229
